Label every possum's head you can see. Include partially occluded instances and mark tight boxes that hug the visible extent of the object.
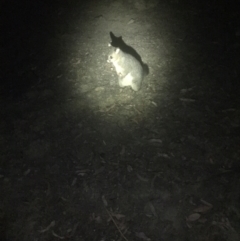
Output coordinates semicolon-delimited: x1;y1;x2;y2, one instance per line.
107;48;121;64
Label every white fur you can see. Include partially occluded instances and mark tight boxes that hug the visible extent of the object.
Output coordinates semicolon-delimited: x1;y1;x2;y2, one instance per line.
112;62;124;75
121;73;133;86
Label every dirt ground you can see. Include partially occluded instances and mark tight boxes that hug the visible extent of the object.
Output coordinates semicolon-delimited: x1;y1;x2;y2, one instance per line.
1;0;240;240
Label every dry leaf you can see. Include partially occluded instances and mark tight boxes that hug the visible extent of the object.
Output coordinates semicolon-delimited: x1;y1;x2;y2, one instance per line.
71;177;77;186
127;165;133;172
24;169;31;176
135;232;151;241
193;204;212;213
186;222;193;228
151;101;157;107
187;213;201;222
52;230;64;239
200;199;213;207
94;215;102;224
127;19;135;24
145;202;158;218
39;220;55;233
136;173;149;182
198;217;208;223
120;146;125;155
157;153;170;158
102;195;108;207
112;213;126;220
76;169;89;176
148;139;162;144
67;222;79;237
179;98;196;102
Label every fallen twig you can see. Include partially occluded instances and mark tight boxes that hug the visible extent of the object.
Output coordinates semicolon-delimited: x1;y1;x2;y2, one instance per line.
105;208;129;241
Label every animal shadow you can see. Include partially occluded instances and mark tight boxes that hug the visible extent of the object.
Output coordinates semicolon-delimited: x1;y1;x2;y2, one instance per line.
109;31;149;76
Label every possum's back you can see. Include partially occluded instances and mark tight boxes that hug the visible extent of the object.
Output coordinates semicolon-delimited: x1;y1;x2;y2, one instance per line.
112;49;143;77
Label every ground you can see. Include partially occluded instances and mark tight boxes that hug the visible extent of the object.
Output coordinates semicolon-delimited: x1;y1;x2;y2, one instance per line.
1;0;240;240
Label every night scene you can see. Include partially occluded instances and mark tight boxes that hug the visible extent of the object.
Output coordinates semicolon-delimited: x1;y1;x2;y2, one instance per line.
0;0;239;240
